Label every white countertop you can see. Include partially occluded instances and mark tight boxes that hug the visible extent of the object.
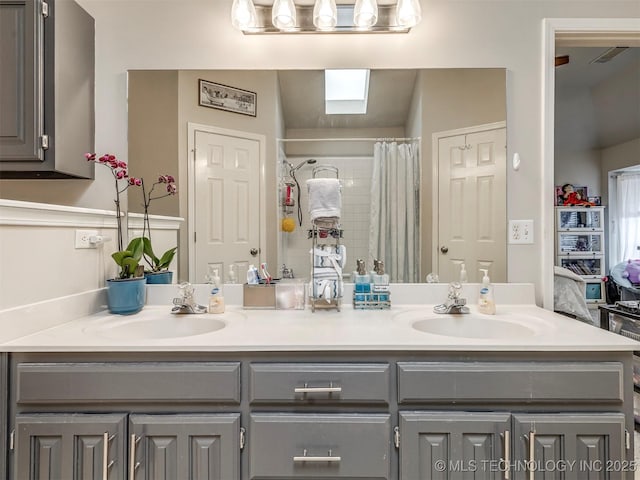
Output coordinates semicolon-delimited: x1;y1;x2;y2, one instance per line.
2;301;638;353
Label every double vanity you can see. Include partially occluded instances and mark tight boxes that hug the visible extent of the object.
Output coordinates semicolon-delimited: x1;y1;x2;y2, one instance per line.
0;283;638;479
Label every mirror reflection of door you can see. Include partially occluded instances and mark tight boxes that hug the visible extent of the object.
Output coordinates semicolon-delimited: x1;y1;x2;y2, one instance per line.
193;126;261;283
436;122;507;283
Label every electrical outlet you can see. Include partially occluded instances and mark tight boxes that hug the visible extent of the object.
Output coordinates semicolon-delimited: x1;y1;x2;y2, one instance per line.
508;220;534;244
75;229;99;249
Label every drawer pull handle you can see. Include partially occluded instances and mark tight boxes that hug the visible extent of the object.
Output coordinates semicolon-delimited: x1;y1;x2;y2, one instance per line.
293;449;341;463
294;382;342;394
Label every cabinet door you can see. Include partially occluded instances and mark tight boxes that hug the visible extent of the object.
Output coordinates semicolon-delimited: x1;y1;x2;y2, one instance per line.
14;413;126;480
0;0;42;161
129;414;240;480
399;411;511;480
512;413;626;480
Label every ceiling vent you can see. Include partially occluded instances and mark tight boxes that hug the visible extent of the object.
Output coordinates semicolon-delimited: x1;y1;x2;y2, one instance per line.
589;46;629;64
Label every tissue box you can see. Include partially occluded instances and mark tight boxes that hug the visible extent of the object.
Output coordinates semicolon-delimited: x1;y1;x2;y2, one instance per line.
243;282;306;309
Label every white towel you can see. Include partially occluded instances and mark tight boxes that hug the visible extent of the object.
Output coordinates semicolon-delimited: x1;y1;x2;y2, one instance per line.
307;178;341;222
312;245;347;269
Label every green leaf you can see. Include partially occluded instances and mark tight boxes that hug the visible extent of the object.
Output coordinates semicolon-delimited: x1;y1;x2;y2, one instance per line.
141;237;160;264
157;247;177;269
126;237;144;262
112;250;133;266
121;258;140;278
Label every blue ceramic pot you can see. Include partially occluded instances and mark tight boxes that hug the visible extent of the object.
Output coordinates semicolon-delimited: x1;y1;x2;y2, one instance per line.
145;271;173;284
106;277;146;315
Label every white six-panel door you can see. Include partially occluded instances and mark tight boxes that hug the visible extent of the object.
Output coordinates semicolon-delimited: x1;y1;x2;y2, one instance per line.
436;123;507;283
193;128;261;283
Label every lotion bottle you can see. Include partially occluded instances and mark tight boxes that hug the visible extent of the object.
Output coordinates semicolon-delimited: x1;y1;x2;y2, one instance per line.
209;269;225;314
477;269;496;315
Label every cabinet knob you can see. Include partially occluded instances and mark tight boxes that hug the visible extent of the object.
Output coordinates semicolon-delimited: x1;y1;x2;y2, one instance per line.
440;246;449;254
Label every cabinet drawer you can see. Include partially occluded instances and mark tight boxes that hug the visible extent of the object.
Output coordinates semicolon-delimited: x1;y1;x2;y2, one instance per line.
249;413;391;479
249;363;390;405
397;362;623;403
16;362;240;404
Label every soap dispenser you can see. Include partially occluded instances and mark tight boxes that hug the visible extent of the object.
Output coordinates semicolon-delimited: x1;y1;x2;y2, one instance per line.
478;269;496;315
354;259;371;300
372;260;390;302
209;269;225;314
459;263;468;283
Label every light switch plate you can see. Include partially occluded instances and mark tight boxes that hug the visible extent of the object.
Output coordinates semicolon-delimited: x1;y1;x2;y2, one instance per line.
508;220;534;244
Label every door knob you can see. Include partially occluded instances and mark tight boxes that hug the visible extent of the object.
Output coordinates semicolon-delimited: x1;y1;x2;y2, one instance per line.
250;248;259;257
440;246;449;254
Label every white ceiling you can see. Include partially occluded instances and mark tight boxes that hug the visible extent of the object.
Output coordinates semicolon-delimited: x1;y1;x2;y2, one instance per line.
278;69;417;129
555;46;640;149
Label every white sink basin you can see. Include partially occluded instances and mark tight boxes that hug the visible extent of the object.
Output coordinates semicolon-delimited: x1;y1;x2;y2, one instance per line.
394;311;547;339
84;310;242;340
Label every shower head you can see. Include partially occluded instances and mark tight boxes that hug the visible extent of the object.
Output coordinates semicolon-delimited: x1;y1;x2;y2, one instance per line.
290;159;317;175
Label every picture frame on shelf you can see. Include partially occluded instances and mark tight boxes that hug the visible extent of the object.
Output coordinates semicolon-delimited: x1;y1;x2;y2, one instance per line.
588;196;602;206
198;79;257;117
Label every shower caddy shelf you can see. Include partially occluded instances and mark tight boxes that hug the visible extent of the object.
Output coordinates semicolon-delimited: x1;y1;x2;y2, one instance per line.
309;165;343;313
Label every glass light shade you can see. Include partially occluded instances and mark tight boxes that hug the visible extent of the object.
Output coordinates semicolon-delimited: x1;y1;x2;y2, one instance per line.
396;0;422;28
231;0;257;30
272;0;297;30
313;0;337;30
353;0;378;28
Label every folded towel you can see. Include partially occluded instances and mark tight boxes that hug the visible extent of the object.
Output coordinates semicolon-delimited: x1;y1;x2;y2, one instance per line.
307;178;341;222
312;245;347;269
309;278;344;301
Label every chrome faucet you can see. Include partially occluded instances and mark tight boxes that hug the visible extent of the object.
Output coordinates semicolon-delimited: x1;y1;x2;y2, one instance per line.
281;264;294;279
172;282;207;314
434;282;470;314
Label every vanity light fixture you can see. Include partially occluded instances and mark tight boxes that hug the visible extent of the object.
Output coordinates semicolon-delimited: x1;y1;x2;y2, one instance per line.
396;0;421;27
272;0;297;30
232;1;421;34
231;0;257;30
353;0;378;28
313;0;337;30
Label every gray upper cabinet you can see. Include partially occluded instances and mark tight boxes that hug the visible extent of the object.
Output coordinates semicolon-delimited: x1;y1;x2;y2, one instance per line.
0;0;95;178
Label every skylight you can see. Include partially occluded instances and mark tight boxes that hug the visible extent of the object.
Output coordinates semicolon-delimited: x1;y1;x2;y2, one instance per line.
324;69;370;115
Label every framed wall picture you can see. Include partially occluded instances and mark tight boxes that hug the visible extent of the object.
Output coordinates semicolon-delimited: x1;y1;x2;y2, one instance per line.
198;79;257;117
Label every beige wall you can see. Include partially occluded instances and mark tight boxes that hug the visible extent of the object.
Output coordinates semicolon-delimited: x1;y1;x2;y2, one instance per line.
417;69;507;277
128;70;180;216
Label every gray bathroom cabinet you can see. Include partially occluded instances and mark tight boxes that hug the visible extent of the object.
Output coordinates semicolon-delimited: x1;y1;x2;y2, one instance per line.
5;352;636;480
0;0;94;178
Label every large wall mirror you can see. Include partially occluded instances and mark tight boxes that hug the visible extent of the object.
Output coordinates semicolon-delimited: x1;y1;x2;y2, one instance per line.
128;68;506;284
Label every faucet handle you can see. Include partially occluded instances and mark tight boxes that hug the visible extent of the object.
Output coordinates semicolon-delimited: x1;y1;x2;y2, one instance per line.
448;282;462;299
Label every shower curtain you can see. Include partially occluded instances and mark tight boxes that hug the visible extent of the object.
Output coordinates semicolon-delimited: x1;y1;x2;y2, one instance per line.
368;141;420;283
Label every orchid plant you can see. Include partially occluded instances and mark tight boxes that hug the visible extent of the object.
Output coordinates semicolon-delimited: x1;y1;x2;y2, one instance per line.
85;153;145;279
138;175;178;273
84;153;178;277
